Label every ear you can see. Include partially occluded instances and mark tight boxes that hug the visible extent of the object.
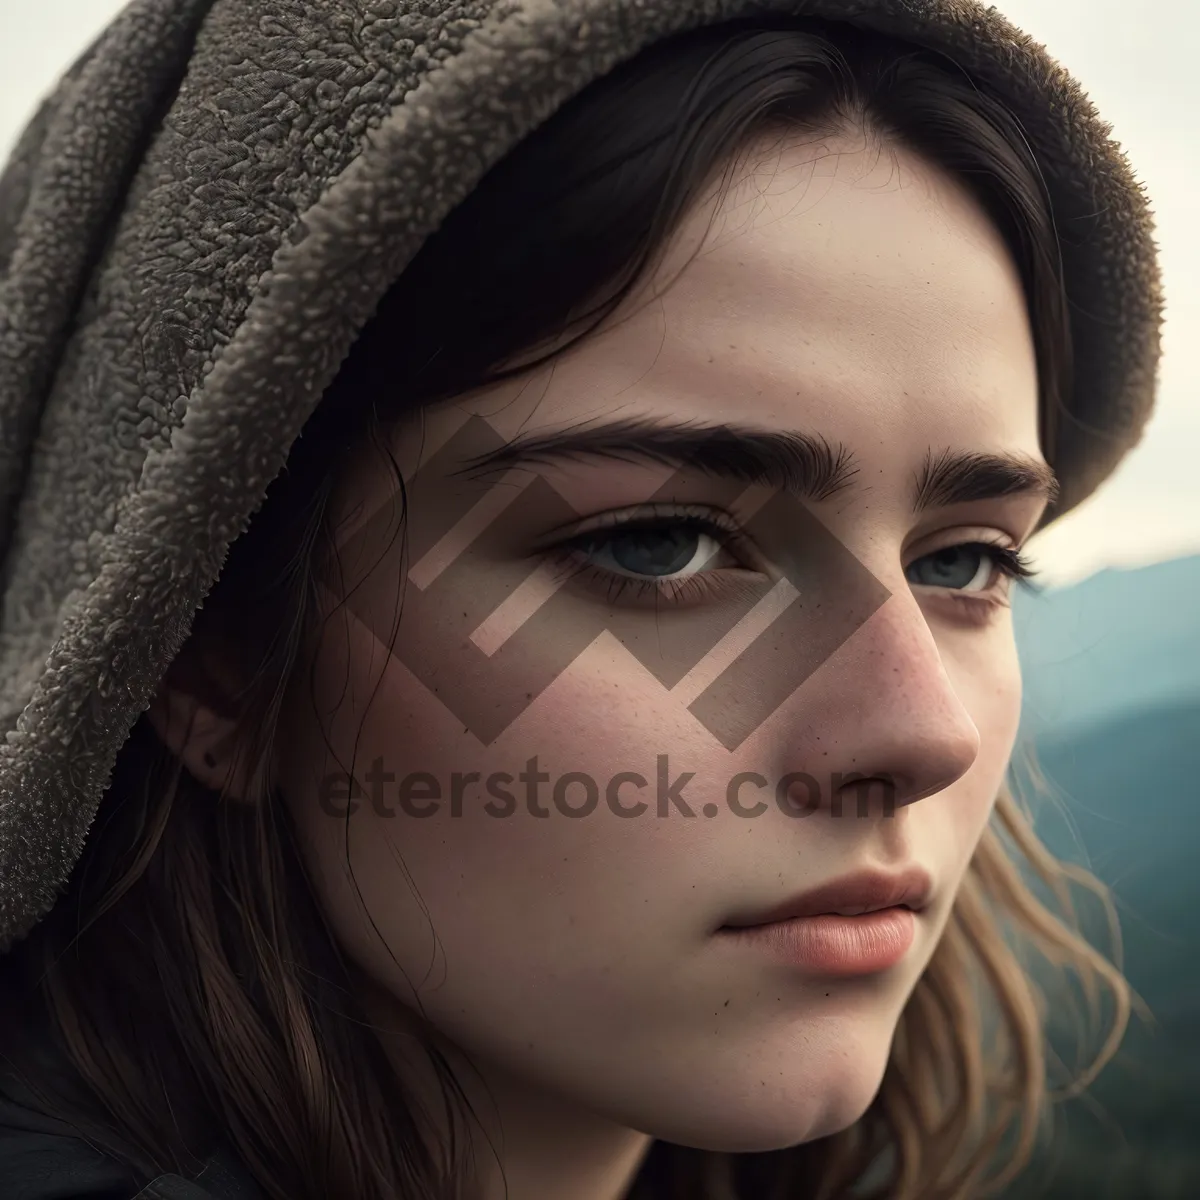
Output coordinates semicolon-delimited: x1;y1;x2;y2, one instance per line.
146;648;262;802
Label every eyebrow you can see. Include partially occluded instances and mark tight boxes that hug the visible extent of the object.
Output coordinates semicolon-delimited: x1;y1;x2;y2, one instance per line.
459;417;1059;515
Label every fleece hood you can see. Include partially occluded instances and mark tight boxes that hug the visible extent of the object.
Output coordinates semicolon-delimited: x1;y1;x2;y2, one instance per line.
0;0;1164;949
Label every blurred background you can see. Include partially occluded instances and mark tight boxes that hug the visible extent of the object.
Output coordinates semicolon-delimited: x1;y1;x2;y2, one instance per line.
2;2;1197;1197
1004;559;1200;1198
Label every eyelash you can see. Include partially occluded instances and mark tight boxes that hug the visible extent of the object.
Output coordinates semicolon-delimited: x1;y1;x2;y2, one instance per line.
923;542;1041;625
549;510;753;607
547;509;1041;616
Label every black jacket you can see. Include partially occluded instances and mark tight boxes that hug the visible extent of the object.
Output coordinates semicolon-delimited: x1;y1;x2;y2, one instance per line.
0;1080;263;1200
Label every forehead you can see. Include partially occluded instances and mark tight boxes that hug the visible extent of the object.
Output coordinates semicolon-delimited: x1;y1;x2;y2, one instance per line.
441;131;1041;466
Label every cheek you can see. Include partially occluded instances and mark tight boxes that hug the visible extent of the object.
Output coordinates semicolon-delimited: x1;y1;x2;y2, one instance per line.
276;615;719;1009
279;627;811;1143
938;623;1024;857
972;624;1023;780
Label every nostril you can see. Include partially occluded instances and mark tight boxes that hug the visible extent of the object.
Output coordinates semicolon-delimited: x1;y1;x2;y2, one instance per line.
832;772;904;817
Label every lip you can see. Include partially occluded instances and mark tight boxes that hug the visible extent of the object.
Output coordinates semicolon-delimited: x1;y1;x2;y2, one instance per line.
720;865;934;929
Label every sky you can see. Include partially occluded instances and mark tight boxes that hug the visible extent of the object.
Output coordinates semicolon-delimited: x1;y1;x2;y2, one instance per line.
2;0;1196;587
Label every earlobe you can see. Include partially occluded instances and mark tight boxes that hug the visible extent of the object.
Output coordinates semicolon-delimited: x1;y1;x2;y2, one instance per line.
146;684;255;801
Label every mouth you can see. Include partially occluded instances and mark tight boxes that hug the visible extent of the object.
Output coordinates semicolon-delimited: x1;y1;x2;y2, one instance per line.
715;866;933;977
719;865;933;930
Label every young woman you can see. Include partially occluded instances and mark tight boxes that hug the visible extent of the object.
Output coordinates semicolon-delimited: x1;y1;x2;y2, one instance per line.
0;2;1163;1198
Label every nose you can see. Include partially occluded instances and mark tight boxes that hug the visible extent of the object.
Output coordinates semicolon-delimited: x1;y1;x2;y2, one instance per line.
797;589;982;813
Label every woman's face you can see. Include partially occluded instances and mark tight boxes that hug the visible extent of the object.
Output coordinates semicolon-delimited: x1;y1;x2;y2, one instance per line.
275;131;1048;1154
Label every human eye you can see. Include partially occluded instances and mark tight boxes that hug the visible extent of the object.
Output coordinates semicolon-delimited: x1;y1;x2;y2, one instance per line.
905;540;1041;620
544;503;763;607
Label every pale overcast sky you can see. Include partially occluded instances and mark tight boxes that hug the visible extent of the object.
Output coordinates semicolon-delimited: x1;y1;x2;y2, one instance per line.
2;0;1196;585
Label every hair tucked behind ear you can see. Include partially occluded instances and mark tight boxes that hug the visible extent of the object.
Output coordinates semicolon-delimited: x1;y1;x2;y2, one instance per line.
0;15;1136;1200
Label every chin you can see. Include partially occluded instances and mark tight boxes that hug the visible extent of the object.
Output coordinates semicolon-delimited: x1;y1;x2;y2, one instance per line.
626;1036;891;1154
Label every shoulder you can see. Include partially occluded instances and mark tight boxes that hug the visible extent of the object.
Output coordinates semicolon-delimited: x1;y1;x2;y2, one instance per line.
0;1079;139;1198
0;1079;261;1200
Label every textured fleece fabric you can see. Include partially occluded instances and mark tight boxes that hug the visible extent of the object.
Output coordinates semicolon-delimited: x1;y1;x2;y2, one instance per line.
0;0;1165;948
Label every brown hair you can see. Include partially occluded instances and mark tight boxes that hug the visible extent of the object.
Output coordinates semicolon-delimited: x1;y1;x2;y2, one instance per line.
0;16;1136;1199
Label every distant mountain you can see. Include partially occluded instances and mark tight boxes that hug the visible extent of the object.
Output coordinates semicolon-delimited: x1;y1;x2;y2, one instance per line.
1000;555;1200;1200
1001;697;1200;1200
1012;552;1200;741
1013;697;1200;1028
1009;552;1199;999
1014;697;1200;893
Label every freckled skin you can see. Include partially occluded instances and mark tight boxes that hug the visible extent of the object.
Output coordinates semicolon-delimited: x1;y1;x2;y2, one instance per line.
175;131;1044;1195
